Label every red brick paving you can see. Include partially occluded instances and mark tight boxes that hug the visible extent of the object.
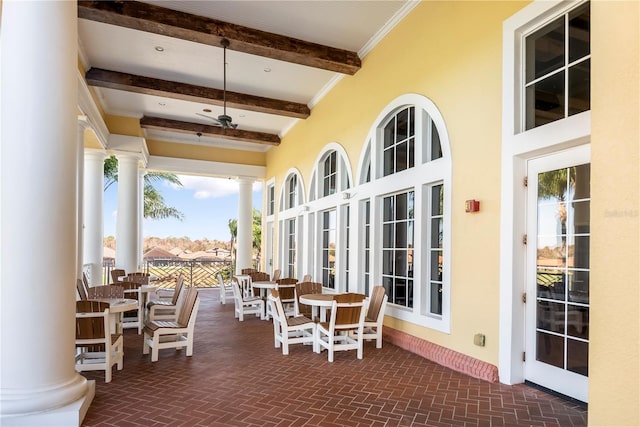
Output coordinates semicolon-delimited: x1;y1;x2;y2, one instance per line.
81;288;587;426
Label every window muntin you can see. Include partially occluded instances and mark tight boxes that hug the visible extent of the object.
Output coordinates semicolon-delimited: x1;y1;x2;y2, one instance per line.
363;200;371;296
267;184;275;216
287;174;297;209
383;107;415;176
322;151;337;197
427;184;444;316
382;191;414;308
344;206;350;290
524;2;590;130
321;209;337;289
286;218;296;278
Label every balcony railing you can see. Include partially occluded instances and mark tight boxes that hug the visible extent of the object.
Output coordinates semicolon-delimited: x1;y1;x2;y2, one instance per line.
97;258;233;289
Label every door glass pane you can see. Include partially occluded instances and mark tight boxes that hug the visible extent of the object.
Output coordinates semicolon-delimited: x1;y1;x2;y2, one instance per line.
567;338;589;376
535;164;590;378
536;332;564;369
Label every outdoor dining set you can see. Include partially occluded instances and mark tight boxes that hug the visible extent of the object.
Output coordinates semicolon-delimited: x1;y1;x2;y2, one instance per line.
74;270;200;382
227;269;388;363
73;267;387;384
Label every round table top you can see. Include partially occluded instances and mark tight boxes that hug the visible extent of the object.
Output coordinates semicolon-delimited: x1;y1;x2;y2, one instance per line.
252;281;277;289
299;293;334;306
88;298;139;313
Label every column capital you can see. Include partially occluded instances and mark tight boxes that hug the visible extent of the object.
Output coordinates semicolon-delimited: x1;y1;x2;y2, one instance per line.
108;134;149;167
84;149;107;162
236;176;255;185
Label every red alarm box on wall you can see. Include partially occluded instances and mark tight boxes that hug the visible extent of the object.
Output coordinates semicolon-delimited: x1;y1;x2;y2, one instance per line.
465;199;480;213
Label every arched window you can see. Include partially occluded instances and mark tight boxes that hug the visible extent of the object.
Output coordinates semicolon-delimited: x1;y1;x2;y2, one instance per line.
355;94;451;332
278;169;305;279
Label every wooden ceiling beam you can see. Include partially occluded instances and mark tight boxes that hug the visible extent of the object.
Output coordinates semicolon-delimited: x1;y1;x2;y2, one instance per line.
78;1;361;75
86;68;310;119
140;116;281;146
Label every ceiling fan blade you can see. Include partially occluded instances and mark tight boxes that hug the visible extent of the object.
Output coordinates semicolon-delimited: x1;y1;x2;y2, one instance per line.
196;112;222;126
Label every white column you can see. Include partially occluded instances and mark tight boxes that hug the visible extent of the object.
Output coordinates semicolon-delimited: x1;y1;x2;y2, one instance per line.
115;154;140;273
83;151;107;286
76;119;88;281
1;1;92;425
236;177;254;273
138;169;146;271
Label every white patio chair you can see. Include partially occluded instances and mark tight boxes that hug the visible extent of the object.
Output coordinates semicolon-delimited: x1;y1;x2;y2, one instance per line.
268;289;316;355
231;276;264;321
217;273;234;305
361;285;388;349
142;287;200;362
75;300;124;383
315;293;366;362
147;273;185;321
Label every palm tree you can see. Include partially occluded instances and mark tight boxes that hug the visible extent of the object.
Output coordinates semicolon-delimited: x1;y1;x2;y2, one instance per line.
228;209;261;271
228;218;237;273
103;155;184;221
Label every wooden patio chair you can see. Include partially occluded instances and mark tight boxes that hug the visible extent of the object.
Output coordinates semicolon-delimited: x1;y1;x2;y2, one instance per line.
316;293;366;362
87;285;124;299
147;273;185;320
241;268;257;275
231;276;264;321
75;300;124;382
120;281;143;333
276;278;298;317
142;287;200;362
361;285;388;349
295;281;323;317
271;269;281;281
125;272;149;285
76;278;88;300
268;289;316;355
110;269;126;283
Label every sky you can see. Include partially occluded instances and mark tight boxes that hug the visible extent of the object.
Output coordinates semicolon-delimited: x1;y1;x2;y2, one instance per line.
104;175;263;241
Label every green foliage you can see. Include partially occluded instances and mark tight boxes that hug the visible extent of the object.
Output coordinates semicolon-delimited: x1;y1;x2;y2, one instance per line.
103;155;184;221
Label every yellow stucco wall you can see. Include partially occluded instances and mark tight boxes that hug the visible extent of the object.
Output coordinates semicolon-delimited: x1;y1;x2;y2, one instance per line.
267;0;525;365
147;139;266;166
589;1;640;425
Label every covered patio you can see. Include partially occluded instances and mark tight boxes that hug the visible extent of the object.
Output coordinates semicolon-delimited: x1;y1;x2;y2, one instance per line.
81;288;587;426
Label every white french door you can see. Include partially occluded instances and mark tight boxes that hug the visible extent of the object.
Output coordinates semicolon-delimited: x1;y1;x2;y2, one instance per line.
525;145;590;402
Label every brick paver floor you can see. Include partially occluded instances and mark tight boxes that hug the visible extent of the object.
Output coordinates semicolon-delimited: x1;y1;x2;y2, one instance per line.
81;288;587;426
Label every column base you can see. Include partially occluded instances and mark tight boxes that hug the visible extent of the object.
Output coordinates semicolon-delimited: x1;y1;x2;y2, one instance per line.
0;380;95;427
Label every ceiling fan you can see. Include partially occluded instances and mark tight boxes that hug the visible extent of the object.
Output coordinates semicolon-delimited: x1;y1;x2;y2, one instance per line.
196;38;238;129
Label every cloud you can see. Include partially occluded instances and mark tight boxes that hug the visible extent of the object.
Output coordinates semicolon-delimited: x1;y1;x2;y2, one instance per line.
170;175;262;200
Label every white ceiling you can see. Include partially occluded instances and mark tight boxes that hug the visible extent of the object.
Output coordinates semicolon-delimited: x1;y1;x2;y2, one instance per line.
78;1;417;152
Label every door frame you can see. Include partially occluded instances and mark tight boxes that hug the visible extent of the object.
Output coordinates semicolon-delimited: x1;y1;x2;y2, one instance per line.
523;146;590;402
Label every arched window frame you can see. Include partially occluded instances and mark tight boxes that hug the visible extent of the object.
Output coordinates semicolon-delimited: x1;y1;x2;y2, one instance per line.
306;143;353;291
277;168;305;279
355;94;452;333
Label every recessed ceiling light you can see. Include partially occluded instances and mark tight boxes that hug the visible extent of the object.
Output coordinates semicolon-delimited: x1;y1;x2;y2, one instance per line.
239;114;246;118
203;108;212;113
263;67;272;73
154;46;164;52
158;102;166;106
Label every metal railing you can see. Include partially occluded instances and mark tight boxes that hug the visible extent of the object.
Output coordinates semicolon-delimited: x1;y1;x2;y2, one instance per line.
99;258;233;289
144;259;232;289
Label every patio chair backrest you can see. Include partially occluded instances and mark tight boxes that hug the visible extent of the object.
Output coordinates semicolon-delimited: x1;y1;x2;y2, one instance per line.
366;286;387;322
88;285;124;299
111;269;126;283
177;287;198;327
171;273;185;305
333;293;366;328
77;278;88;300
